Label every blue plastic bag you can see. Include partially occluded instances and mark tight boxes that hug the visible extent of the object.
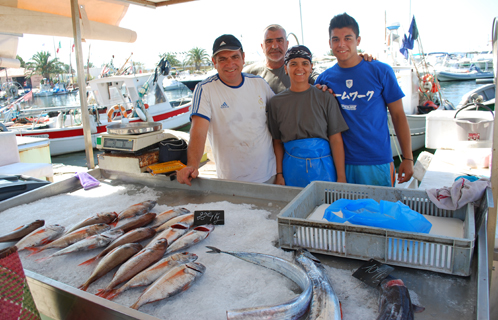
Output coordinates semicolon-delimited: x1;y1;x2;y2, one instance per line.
323;198;432;233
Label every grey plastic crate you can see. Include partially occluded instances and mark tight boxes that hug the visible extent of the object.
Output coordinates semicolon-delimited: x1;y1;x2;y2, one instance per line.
277;181;475;276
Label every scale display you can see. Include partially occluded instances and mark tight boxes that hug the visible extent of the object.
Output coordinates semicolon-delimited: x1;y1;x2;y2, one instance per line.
103;138;134;150
98;130;177;152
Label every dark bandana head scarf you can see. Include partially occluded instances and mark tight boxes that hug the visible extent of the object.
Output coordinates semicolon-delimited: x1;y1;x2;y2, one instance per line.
284;45;312;65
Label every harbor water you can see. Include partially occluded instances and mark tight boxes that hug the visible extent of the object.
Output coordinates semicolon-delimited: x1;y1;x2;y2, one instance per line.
50;80;487;167
23;84;192;111
439;80;485;107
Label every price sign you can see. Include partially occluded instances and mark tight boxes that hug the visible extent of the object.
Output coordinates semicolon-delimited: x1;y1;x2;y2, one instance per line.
193;210;224;226
352;259;394;287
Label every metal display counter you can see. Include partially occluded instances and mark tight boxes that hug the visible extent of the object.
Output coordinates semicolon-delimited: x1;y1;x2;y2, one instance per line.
0;169;490;320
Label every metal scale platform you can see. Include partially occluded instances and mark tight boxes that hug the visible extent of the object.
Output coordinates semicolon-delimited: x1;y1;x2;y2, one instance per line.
96;122;178;174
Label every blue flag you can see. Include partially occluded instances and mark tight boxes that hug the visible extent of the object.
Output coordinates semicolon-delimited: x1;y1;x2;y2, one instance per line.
399;16;418;58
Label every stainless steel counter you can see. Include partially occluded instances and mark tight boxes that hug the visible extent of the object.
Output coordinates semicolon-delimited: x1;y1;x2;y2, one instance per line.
0;169;489;319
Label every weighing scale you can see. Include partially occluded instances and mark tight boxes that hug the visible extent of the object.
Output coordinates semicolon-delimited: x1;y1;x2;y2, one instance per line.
97;122;176;153
96;122;184;174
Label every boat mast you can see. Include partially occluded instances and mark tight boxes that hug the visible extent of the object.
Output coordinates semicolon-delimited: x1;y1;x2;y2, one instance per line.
70;41;74;87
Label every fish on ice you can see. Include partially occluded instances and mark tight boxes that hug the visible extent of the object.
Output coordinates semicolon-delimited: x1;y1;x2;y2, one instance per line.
113;212;156;233
105;252;198;300
165;225;214;254
155;213;194;232
130;262;206;310
78;227;156;266
294;248;341;320
206;246;312;320
78;243;143;291
116;200;157;222
149;207;190;229
95;238;168;298
26;223;110;255
0;220;45;242
376;276;425;320
36;229;124;262
65;212;117;234
145;223;190;249
15;224;65;251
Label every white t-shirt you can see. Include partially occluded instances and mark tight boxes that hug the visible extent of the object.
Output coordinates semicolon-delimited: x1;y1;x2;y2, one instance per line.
190;73;276;183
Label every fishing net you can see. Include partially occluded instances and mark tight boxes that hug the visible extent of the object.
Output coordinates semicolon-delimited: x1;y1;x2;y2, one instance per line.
0;246;41;320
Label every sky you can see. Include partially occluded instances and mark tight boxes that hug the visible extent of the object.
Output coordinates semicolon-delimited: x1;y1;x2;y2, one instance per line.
15;0;498;69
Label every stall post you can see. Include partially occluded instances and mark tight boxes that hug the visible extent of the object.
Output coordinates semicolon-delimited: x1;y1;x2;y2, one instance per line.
488;17;498;281
70;0;95;169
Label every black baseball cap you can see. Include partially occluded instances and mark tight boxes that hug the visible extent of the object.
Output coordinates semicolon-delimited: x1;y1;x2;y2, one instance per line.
212;34;243;56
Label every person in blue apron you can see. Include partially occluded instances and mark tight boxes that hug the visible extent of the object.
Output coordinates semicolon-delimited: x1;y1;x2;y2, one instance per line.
266;45;349;187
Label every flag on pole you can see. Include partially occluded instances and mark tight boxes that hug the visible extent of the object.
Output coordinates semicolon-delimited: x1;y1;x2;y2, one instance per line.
72;44;75;52
399;16;419;59
408;17;419;44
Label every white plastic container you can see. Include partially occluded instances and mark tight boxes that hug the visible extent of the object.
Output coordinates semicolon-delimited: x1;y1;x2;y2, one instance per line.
277;181;475;276
454;107;494;142
393;66;419;115
426;109;494;149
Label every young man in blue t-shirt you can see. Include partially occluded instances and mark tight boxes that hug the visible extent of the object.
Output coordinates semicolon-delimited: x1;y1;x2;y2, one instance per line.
315;13;414;187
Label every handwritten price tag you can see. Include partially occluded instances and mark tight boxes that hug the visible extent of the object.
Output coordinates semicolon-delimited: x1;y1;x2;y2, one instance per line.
352;259;394;287
193;210;225;226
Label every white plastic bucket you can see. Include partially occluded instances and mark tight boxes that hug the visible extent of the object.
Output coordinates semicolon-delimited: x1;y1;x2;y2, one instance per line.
454;106;494;141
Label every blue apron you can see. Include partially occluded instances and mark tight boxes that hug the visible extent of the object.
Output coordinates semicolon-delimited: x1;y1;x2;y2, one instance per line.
283;138;337;188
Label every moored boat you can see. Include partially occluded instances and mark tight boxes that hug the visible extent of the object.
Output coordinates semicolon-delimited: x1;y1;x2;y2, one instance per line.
436;67;494;82
456;83;495;109
6;63;191;156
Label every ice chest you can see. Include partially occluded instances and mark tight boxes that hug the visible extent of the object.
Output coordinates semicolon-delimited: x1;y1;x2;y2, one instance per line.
277;181;475;276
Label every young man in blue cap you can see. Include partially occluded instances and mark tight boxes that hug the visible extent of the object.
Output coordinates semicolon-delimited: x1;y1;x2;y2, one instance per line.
177;34;276;186
315;13;413;186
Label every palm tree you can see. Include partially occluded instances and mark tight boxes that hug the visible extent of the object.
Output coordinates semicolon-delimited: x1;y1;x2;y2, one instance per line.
16;55;26;68
63;63;74;74
26;51;64;80
160;53;181;67
184;47;209;71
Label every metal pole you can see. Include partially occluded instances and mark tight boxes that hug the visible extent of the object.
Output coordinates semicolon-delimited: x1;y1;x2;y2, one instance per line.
299;0;304;45
478;208;490;320
70;0;94;168
287;33;300;46
488;16;497;281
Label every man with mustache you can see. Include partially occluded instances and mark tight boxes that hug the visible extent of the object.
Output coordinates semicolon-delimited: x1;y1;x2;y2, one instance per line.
177;34;276;186
244;24;374;94
243;24;318;94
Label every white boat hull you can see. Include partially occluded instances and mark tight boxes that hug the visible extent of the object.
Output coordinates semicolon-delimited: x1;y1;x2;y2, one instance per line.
389;114;426;158
11;107;190;156
436;70;494;82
